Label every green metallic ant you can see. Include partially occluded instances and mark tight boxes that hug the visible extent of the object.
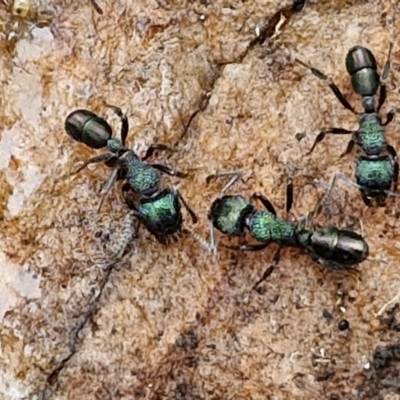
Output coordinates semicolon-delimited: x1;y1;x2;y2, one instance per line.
65;107;197;245
203;171;369;286
296;44;400;206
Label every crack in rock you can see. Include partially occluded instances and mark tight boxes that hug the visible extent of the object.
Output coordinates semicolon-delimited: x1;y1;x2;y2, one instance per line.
38;260;122;400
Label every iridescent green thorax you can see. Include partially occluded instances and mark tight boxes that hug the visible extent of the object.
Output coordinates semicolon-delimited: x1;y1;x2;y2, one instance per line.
137;189;182;240
123;154;161;196
248;211;296;244
357;113;386;155
356;155;393;192
210;195;253;236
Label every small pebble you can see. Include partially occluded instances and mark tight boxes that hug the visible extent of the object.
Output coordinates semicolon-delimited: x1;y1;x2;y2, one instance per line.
363;362;371;371
323;309;333;320
338;319;349;331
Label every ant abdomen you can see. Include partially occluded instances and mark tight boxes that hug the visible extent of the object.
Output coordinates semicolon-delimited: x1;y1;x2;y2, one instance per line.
345;46;380;97
65;109;112;149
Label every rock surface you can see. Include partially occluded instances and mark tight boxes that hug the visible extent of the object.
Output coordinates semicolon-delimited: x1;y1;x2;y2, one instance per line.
1;0;400;399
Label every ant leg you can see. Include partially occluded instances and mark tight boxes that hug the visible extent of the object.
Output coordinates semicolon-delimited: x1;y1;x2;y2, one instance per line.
383;107;400;126
361;191;373;207
97;168;120;213
142;144;171;161
208;220;217;252
105;104;129;147
381;151;400;200
359;217;365;237
308;172;361;224
253;247;281;290
71;153;116;175
324;173;400;207
150;164;188;178
206;171;244;197
295;176;329;228
175;189;198;224
295;59;356;113
340;135;356;158
221;242;270;251
183;220;216;252
383;144;400;197
387;144;399;189
308;127;355;155
286;179;294;214
333;172;363;190
296;215;308;231
251;192;277;216
345;215;364;237
377;43;393;112
327;173;374;206
90;0;103;14
393;160;399;194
